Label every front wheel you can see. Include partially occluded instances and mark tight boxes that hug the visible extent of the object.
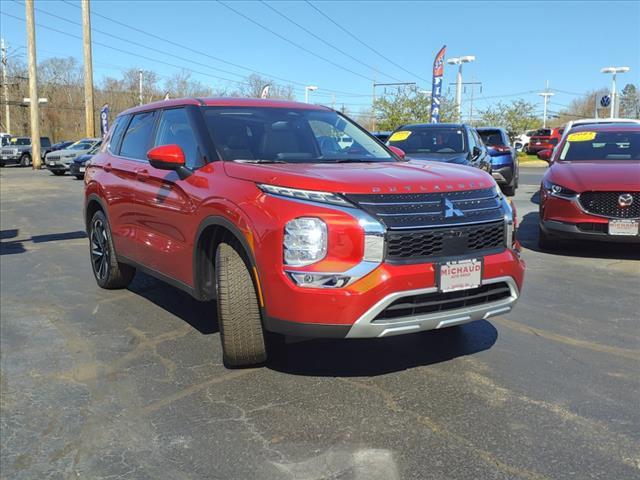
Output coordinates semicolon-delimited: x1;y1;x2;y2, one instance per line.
20;154;31;167
215;242;267;367
89;210;136;289
52;171;66;176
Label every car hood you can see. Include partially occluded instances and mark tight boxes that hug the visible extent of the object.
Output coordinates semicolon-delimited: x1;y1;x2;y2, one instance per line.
548;160;640;191
73;153;94;164
223;160;494;195
404;152;470;164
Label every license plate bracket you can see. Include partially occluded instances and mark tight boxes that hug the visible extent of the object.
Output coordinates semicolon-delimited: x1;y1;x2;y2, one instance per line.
438;258;483;293
609;219;639;236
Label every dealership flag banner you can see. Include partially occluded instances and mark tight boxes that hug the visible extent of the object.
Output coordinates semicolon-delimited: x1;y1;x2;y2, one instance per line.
100;104;109;137
430;45;446;123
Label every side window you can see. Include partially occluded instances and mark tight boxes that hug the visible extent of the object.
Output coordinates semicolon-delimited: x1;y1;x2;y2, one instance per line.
41;138;51;148
106;115;129;154
467;129;477;151
120;111;157;160
154;108;199;169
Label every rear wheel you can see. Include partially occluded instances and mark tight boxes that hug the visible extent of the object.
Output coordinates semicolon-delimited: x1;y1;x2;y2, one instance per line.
215;242;267;367
20;153;31;167
89;210;136;289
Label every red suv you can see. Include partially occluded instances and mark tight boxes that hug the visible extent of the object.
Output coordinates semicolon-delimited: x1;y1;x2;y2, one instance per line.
84;98;525;366
528;127;564;154
538;124;640;248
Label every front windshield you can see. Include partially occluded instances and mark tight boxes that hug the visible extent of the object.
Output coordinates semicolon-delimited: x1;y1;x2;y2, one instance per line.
203;107;393;163
388;127;467;154
68;140;96;151
11;138;30;146
559;130;640;161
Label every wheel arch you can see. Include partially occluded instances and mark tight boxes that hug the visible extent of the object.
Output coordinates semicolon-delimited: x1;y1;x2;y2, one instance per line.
193;216;261;303
85;193;109;233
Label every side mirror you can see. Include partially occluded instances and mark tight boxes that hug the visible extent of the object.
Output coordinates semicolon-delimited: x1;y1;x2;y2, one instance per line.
472;146;481;159
537;149;553;162
147;144;192;179
388;145;406;160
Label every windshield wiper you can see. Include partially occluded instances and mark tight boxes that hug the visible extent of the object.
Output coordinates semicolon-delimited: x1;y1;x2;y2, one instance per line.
232;159;287;164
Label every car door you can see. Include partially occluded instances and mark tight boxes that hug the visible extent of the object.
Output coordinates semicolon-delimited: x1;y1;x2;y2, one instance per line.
471;128;491;172
105;111;158;262
132;107;203;285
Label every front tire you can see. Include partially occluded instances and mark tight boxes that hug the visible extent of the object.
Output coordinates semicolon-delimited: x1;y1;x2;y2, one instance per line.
215;242;267;367
52;171;66;176
89;210;136;289
20;154;31;167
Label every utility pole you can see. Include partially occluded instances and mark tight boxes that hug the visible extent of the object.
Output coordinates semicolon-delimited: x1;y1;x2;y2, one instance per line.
371;81;416;131
138;69;143;105
538;80;554;128
601;66;630;119
1;39;10;133
25;0;41;169
81;0;95;137
447;56;475;122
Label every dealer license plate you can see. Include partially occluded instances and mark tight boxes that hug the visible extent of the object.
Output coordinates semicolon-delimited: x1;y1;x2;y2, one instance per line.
439;258;482;292
609;219;639;236
79;167;85;173
48;161;55;166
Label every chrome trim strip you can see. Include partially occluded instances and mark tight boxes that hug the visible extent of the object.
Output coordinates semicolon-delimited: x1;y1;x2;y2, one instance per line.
345;276;519;338
388;218;504;230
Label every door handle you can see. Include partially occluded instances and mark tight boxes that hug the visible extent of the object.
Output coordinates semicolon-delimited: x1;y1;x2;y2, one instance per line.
103;162;112;172
136;169;149;181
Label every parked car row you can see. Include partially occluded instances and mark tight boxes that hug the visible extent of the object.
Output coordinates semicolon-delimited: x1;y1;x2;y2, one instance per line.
45;138;101;177
0;136;52;167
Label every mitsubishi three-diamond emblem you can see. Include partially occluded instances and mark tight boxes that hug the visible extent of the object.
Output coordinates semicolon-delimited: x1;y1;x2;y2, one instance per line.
443;198;464;218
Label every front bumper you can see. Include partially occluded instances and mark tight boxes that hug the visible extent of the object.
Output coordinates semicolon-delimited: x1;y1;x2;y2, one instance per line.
540;192;640;243
0;154;21;162
262;248;525;338
69;163;87;175
46;161;71;172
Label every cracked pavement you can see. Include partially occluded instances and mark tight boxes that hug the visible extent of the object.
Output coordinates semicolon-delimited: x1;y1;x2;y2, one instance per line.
1;167;639;479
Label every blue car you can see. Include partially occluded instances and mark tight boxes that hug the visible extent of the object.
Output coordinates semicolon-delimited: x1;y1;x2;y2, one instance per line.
68;142;101;179
477;127;519;196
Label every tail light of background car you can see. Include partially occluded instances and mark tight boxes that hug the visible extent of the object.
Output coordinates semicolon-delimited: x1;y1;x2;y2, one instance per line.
493;145;511;153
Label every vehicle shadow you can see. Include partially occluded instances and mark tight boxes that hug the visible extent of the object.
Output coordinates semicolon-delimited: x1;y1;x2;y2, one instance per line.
0;229;86;255
267;320;498;377
519;211;640;260
127;272;219;335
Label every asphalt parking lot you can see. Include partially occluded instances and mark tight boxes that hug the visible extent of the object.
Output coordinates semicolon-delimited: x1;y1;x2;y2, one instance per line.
1;166;639;480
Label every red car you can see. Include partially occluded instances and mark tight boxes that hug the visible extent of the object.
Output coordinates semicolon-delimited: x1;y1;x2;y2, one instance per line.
528;127;564;154
538;124;640;248
84;98;525;367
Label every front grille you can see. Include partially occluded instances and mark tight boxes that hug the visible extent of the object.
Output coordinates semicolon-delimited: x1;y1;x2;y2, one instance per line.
579;192;639;219
386;221;504;262
47;156;60;161
1;149;15;155
344;188;503;230
373;282;512;322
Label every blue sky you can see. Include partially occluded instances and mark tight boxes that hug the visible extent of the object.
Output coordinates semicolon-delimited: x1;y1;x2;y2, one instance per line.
1;0;639;117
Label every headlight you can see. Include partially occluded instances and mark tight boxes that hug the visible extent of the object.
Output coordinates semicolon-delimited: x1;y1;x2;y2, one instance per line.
259;184;351;207
284;217;327;266
543;179;577;199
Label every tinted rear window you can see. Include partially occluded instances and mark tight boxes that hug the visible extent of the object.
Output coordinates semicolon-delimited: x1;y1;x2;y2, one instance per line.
478;130;504;146
120;111;157;160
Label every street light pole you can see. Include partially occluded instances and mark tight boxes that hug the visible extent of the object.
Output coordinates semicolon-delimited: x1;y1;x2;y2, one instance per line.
538;81;554;128
304;85;318;104
447;55;475;122
601;66;630;118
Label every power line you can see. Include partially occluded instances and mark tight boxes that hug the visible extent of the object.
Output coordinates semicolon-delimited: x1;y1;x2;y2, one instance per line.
304;0;430;84
259;1;404;83
217;0;373;82
59;0;371;99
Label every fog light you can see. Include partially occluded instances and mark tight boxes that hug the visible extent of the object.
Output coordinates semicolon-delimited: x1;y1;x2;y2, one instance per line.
284;217;327;266
288;272;350;288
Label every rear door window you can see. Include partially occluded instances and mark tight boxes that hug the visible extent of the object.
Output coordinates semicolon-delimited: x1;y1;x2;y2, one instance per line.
106;116;129;154
119;111;157;160
154;108;200;169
